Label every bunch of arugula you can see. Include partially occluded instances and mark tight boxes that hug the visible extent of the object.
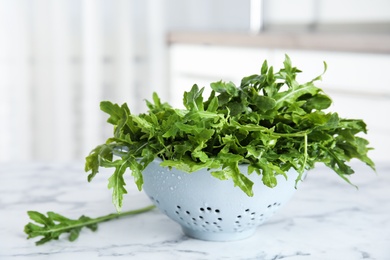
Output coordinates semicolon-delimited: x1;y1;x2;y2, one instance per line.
85;55;374;212
25;55;375;245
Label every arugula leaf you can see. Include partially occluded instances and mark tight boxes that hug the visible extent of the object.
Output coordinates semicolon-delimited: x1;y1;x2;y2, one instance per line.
183;84;204;111
160;155;219;172
100;101;123;125
24;205;155;245
107;158;130;212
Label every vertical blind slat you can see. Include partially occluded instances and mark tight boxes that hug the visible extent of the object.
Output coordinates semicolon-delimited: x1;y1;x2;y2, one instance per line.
81;0;103;157
146;0;167;102
31;0;56;160
12;0;32;161
112;0;134;106
0;0;12;161
52;0;74;160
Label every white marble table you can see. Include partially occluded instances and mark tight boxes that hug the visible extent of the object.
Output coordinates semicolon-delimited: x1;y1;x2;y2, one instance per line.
0;161;389;259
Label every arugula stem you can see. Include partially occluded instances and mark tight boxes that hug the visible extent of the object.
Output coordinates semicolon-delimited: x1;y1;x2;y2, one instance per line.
134;142;149;154
295;134;308;188
90;204;156;225
58;205;156;234
273;130;311;137
302;133;308;171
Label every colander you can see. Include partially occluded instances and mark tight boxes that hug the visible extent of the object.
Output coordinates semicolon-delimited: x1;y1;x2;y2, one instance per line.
142;158;302;241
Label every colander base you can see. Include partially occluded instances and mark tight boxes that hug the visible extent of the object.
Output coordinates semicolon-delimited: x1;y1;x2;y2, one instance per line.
182;226;257;241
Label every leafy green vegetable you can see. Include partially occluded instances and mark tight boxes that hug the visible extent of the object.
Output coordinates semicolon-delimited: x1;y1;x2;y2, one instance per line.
85;54;375;212
24;205;155;245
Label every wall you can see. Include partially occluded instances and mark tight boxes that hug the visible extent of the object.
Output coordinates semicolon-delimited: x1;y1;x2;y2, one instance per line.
265;0;390;24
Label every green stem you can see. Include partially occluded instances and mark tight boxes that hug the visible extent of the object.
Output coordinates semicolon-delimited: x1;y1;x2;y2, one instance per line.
273;130;311;137
94;204;156;223
295;133;308;188
39;205;155;235
302;133;308;171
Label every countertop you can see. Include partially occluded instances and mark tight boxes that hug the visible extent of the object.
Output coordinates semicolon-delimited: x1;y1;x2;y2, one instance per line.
0;161;389;260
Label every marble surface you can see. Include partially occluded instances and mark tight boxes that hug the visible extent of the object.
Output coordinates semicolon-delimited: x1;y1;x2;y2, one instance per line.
0;161;389;260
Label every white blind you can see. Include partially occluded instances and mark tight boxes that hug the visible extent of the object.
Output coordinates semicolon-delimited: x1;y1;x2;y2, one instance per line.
0;0;166;162
0;0;32;161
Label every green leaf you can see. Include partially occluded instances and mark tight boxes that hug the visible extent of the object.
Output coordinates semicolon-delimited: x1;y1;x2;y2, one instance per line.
47;212;71;222
27;211;54;227
303;94;332;111
128;157;144;191
251;95;276;112
69;229;80;241
107;158;130;212
210;81;238;96
261;167;277;188
183;84;204;111
273;83;320;110
100;101;125;125
211;165;254;196
152;92;161;107
132;115;153;132
261;60;268;75
160;156;219;172
210;169;231;180
206;96;219;112
231;165;254;196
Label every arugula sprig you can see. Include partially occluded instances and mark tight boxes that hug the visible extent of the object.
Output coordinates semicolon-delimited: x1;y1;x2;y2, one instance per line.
24;205;155;245
85;55;375;212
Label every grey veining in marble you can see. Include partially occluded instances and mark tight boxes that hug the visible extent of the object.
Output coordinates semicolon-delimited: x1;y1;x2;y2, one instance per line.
0;161;389;259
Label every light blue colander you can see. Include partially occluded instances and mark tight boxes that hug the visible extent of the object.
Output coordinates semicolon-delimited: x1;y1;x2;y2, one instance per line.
142;158;302;241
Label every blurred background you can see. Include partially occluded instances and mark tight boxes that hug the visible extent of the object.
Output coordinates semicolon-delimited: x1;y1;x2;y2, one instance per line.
0;0;389;163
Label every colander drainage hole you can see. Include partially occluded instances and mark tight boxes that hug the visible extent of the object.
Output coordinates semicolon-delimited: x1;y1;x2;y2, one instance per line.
200;207;221;214
267;202;282;209
250;212;256;220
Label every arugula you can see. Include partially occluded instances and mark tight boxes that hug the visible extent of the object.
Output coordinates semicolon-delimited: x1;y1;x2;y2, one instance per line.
85;55;375;212
24;205;155;245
